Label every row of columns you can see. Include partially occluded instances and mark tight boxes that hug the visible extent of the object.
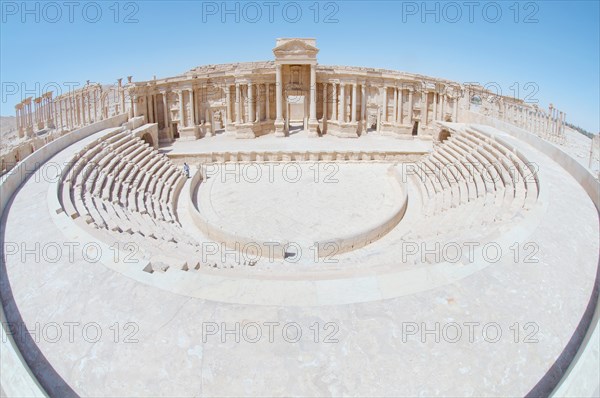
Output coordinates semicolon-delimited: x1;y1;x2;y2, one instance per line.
54;84;108;131
135;82;278;139
15;98;33;136
500;102;566;139
318;84;458;128
322;82;366;124
381;87;458;127
15;83;122;137
231;82;274;125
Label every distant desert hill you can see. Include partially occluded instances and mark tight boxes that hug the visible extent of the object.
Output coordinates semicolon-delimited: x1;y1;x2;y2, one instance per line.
0;116;19;154
1;116;17;135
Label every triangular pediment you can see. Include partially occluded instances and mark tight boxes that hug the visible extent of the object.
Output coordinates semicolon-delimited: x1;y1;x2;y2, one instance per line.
273;38;319;62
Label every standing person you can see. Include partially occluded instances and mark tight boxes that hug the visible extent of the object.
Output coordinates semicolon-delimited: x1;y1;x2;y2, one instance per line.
183;162;190;178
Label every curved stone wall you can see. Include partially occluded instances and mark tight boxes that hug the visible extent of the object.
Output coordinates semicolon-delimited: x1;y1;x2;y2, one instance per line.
187;161;409;259
0;113;128;398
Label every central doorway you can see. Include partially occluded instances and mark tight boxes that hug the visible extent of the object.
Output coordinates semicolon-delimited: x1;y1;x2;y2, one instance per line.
412;121;419;136
286;93;307;135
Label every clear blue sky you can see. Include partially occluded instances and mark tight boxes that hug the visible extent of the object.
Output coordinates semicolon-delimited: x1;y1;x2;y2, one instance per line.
1;0;598;132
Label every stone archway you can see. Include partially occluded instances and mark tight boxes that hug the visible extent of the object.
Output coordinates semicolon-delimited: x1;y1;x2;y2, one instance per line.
141;132;155;148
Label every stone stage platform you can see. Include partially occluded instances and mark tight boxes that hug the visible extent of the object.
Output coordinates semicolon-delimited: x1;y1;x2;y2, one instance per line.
159;131;433;158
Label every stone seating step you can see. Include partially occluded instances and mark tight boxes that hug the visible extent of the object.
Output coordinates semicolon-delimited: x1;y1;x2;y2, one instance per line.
442;141;481;201
431;150;463;208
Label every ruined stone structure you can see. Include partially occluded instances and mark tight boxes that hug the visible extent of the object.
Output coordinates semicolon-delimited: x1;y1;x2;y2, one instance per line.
1;38;597;398
12;39;567;145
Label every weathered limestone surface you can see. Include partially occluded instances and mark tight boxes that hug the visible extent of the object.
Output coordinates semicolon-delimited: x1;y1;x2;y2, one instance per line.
1;38;597;398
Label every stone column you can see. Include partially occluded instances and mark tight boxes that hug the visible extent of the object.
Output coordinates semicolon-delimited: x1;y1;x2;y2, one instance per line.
71;92;76;127
129;90;134;119
200;88;207;126
453;96;458;122
275;64;285;135
361;84;367;124
87;91;92;123
46;95;50;125
151;93;157;125
440;94;445;121
432;92;438;122
248;82;254;124
351;83;357;123
149;95;155;123
82;94;87;125
189;89;195;126
17;104;23;133
339;84;346;123
64;98;69;129
398;88;403;124
309;65;317;121
65;92;74;126
393;87;398;124
49;94;56;128
308;64;318;135
331;83;337;121
92;88;98;122
265;83;271;120
22;104;26;132
48;95;53;124
33;98;37;128
59;99;64;129
408;89;414;125
421;90;428;126
162;91;169;132
21;101;26;133
28;99;33;132
59;94;69;128
133;94;140;118
51;99;56;129
74;94;83;126
118;79;125;114
225;85;232;124
26;102;30;130
146;93;152;123
382;86;387;123
178;90;185;128
41;96;47;127
256;84;261;122
235;83;242;124
15;105;21;135
19;104;23;133
143;95;148;122
33;98;38;129
322;83;327;122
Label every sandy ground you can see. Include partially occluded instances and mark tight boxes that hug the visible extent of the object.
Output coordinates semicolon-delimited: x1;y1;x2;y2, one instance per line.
561;126;600;177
